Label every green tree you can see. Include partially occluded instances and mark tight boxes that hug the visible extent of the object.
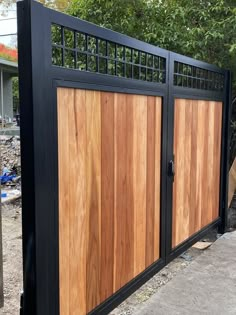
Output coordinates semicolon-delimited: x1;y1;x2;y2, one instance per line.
0;0;70;12
68;0;236;93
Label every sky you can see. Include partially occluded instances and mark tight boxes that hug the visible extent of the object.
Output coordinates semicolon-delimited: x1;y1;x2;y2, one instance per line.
0;3;17;47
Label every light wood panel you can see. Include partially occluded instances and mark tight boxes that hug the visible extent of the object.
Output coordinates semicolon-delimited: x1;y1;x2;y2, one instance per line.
172;99;223;248
58;88;162;315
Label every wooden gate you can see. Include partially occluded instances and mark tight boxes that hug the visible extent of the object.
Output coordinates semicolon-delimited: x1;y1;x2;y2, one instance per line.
17;1;231;315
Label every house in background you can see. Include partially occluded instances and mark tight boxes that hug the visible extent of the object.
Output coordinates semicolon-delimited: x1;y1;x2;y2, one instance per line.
0;58;18;124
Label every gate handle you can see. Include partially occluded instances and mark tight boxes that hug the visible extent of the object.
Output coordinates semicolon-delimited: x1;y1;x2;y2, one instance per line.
168;160;175;179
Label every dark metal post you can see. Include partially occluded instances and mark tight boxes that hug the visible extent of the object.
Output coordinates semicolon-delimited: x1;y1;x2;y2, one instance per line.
17;1;36;314
219;70;232;233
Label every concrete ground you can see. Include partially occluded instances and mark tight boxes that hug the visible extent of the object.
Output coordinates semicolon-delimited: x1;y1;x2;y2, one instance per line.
136;231;236;315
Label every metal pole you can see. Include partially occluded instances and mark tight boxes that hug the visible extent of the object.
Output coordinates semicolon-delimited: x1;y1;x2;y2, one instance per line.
0;70;3;129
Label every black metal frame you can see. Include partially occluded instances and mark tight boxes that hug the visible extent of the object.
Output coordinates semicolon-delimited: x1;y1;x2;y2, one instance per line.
17;1;231;315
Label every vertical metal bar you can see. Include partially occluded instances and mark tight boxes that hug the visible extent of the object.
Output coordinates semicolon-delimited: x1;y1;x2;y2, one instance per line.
138;51;141;80
123;46;126;77
61;27;65;66
115;44;117;76
131;49;134;79
17;0;37;314
219;70;232;233
165;51;175;260
85;35;88;71
74;31;77;69
96;38;99;73
0;70;4;129
105;41;108;75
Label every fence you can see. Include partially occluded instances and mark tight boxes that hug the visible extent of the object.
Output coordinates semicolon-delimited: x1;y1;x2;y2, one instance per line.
17;1;231;314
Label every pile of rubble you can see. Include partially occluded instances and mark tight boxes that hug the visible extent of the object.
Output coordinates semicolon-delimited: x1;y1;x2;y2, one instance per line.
0;136;21;190
0;136;21;173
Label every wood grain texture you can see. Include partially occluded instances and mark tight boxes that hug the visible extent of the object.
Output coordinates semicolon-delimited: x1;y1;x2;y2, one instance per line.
133;95;147;276
69;89;87;315
58;88;70;315
172;99;223;248
58;88;162;314
146;97;156;267
100;92;114;302
154;97;162;260
86;90;102;313
113;93;133;291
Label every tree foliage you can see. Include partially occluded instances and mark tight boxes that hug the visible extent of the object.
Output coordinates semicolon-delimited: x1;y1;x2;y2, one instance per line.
68;0;236;93
0;0;70;11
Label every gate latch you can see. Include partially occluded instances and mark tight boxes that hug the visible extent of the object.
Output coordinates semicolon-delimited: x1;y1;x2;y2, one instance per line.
168;159;175;180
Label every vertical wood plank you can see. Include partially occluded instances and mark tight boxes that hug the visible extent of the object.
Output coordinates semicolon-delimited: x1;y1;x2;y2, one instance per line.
100;92;114;302
154;97;162;260
58;88;71;315
145;96;155;267
133;95;147;276
189;100;198;235
113;93;132;291
173;99;186;247
183;100;192;241
69;89;87;315
86;90;102;313
212;102;223;220
125;94;135;281
195;100;205;232
201;101;210;228
206;102;215;223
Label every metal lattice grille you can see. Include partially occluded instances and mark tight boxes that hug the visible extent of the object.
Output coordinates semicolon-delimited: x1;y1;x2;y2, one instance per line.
51;24;166;83
174;61;224;91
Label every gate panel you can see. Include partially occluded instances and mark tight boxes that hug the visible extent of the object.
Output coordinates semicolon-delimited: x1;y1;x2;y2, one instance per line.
172;99;223;248
17;2;231;314
57;88;162;314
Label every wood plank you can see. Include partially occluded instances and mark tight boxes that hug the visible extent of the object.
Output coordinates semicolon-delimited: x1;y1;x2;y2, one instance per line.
201;101;210;228
58;87;71;315
69;89;87;315
213;102;223;218
146;96;155;267
173;99;186;247
86;90;102;313
195;100;205;232
183;99;192;242
133;95;147;276
125;94;135;281
206;102;215;223
113;93;131;291
189;100;198;235
154;97;162;260
100;92;114;302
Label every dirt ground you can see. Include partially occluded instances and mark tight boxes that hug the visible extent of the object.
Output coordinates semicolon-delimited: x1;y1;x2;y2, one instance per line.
0;198;219;315
0;201;22;315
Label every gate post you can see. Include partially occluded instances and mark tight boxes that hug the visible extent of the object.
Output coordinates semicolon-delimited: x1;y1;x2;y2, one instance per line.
17;1;37;314
219;70;232;233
